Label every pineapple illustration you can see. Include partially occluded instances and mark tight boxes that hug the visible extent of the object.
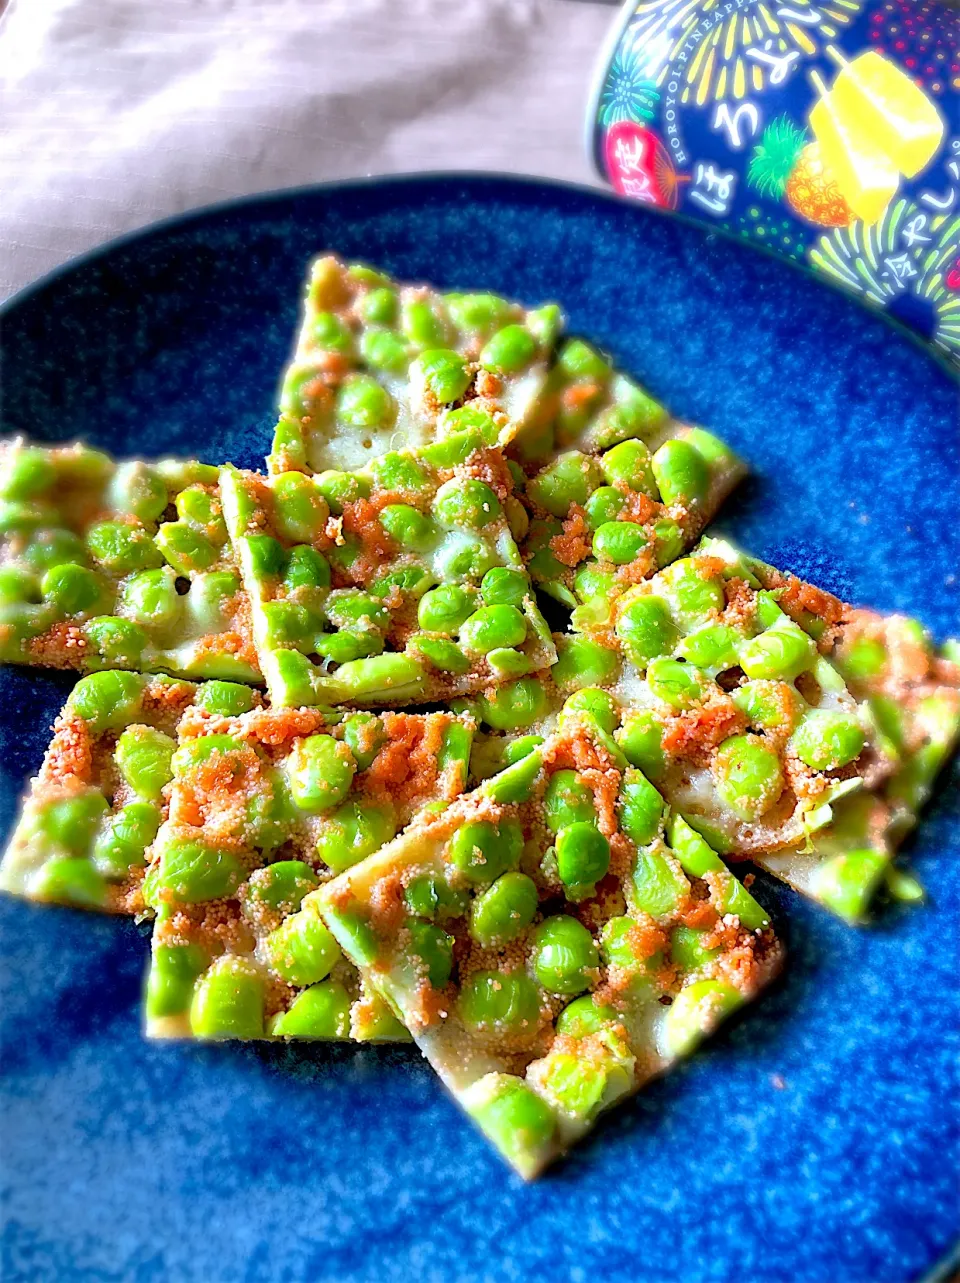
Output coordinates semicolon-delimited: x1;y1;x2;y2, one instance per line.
748;116;853;228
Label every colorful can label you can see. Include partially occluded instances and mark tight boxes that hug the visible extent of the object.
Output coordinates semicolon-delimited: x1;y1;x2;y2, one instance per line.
588;0;960;372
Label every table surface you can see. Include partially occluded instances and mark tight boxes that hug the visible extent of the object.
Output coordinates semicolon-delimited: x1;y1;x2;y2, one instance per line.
0;0;614;302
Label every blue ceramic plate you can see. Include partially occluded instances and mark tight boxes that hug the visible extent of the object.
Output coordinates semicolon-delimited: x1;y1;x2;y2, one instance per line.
1;176;957;1283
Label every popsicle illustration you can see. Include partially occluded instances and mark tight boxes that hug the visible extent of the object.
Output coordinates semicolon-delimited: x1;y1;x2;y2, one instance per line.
826;49;944;179
809;70;900;225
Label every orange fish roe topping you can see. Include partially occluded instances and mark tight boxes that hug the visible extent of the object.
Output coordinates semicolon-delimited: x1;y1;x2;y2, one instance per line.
362;711;446;807
339;496;397;582
661;698;746;761
549;506;592;568
463;447;516;503
368;870;406;934
26;622;88;668
38;714;94;787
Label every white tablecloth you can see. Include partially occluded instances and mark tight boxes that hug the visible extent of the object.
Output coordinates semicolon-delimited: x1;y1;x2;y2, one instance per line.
0;0;614;302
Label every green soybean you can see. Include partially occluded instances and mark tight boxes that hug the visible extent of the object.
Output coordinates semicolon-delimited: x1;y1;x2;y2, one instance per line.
714;734;784;821
615;594;679;664
336;375;395;429
560;688;620;733
92;800;161;878
646;656;704;710
479;324;537;373
69;669;144;732
619;769;664;847
268;980;352;1039
459;605;527;654
289;734;357;812
739;621;816;682
651;439;709;506
448;818;524;884
544;770;596;832
601;439;656;496
190;957;265;1040
593;521;649;566
458;970;541;1033
551;635;621;692
157;836;245;903
413;349;471;404
116;725;176;800
266;907;341;986
316;800;396;873
556;822;610;893
245;860;319;918
41;563;101;615
469;872;539;947
407;919;454;988
530;916;599;995
789;710;865;771
617;709;665;779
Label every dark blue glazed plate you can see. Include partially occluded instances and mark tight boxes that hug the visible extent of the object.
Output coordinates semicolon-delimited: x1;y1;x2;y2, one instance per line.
1;176;957;1283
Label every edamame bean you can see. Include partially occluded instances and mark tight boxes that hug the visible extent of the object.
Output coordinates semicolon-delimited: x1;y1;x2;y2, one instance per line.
34;789;109;855
556;822;610;893
359;287;397;325
108;461;168;523
360;327;410;374
653;518;685;568
584;486;626;532
631;848;688;917
459;605;527;654
41;563;101;615
93;800;161;878
157;835;246;903
469;872;539;947
379;503;435;551
670;926;721;971
651;439;709;506
0;447;55;501
145;942;209;1020
289;734;357;812
194;680;256;717
574;562;617;604
69;669;144;731
811;848;887;923
789;710;865;771
458;970;541;1033
244;861;319;918
84;616;148;666
480;567;528;608
245;533;287;580
739;621;816;682
269;472;328;546
341;712;386;771
268;981;352;1039
266;907;341;986
555;995;619;1038
615;594;678;664
662;561;725;624
370;452;431;495
417;584;476;634
530;916;599;995
32;855;108;908
479;324;537;373
592;521;649;566
544;770;596;832
190;956;265;1040
121;567;182;631
478;676;548;730
677;624;740;673
407;919;454;988
316;800;396;873
551;635;621;692
662;979;743;1057
86;521;164;574
560;688;620;733
404;872;467;922
401;298;448;347
448;818;524;884
155;521;218;574
714;734;784;821
23;528;86;573
556;338;610;382
434;478;502;528
116;725;176;800
311;310;354;351
617;709;665;779
646;656;703;710
336;375;395;429
446;292;510;334
618;769;664;847
467;1077;556;1173
412;349;471;404
314;470;370;513
527;453;600;518
412;636;471;674
600;439;656;496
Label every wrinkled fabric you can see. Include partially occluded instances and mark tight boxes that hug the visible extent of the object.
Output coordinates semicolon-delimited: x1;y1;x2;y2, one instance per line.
0;0;612;300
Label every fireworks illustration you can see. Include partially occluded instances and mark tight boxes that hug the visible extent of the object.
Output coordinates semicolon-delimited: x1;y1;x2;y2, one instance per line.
736;205;807;261
622;0;862;104
808;197;916;303
867;0;960;96
914;213;960;359
599;45;660;126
